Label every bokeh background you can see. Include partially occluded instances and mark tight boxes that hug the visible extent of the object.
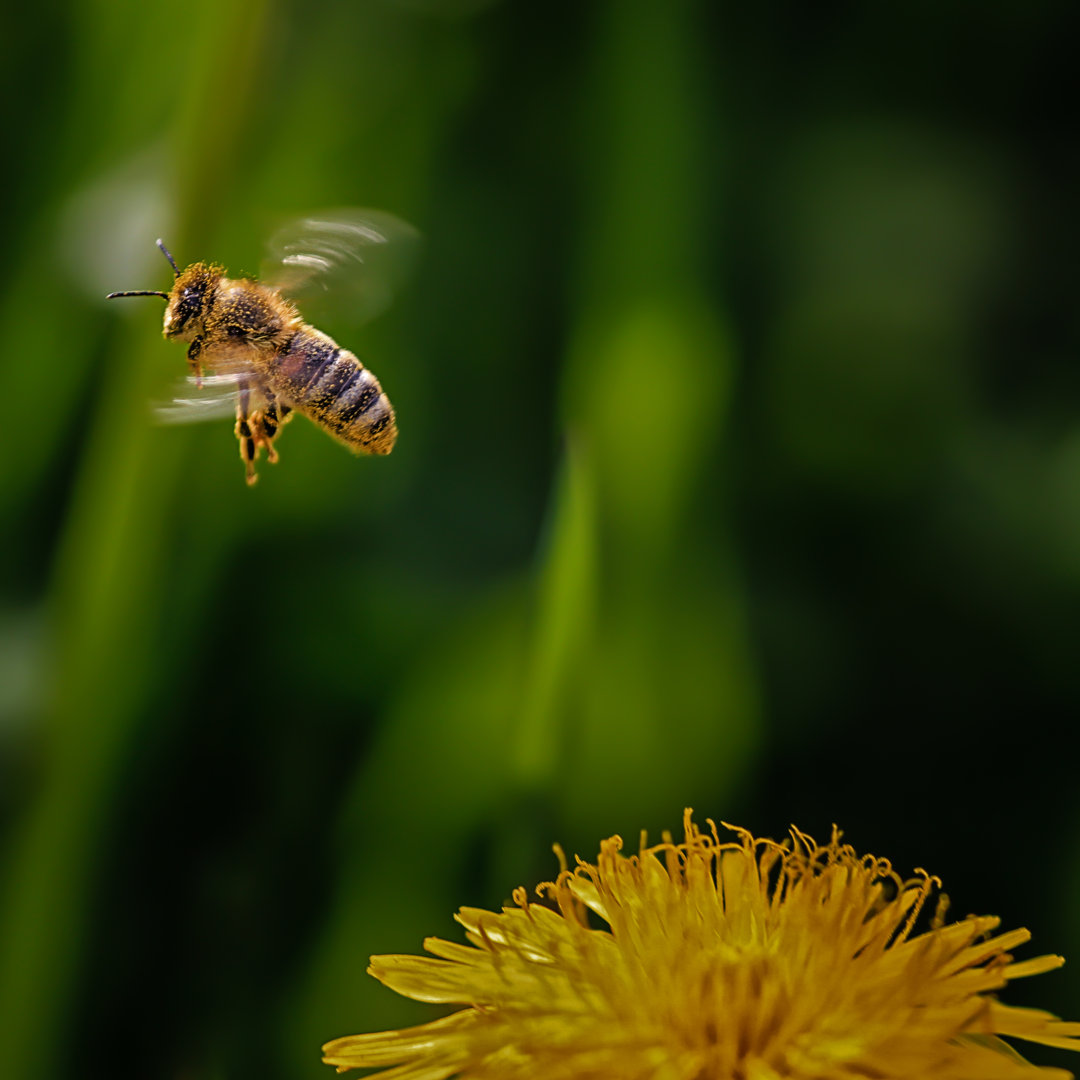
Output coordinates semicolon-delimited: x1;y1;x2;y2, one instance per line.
2;0;1079;1077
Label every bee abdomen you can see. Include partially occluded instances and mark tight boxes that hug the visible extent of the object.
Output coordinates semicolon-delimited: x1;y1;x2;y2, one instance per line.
273;327;396;455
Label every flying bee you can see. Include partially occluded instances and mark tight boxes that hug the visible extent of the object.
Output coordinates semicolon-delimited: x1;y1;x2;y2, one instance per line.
107;210;418;484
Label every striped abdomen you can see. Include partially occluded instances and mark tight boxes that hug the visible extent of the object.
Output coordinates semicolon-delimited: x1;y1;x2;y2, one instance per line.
270;325;397;455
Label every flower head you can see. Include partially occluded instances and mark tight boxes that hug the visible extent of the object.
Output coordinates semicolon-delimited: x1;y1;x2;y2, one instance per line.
323;811;1080;1079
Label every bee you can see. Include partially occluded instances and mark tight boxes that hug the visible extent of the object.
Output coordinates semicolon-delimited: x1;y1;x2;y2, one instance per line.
107;210;417;484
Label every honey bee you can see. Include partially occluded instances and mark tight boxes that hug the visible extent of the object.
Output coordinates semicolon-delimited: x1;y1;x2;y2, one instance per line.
107;210;417;484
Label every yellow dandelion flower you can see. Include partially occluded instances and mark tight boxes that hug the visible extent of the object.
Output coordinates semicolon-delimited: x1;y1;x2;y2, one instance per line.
323;811;1080;1079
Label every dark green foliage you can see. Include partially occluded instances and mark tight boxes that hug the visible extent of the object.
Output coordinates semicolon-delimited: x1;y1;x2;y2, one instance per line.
0;1;1078;1078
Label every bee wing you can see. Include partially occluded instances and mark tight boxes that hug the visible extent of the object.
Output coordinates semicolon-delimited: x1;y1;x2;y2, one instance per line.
261;208;421;326
153;373;245;425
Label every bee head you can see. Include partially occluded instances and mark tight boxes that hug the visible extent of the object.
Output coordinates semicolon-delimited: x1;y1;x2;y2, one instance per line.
107;240;221;342
163;262;221;341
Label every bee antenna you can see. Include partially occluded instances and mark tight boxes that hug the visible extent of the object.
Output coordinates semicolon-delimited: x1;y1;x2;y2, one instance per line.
106;290;170;300
156;238;180;276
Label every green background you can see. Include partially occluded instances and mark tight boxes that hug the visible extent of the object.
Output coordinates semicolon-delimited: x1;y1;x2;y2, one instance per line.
1;1;1078;1077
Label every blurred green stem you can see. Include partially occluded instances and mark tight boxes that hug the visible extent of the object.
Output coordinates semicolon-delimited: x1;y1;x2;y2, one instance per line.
512;436;598;788
0;3;272;1078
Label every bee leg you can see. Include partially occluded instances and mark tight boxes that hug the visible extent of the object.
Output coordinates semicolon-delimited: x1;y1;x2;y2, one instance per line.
259;390;283;464
187;337;205;389
235;380;259;486
246;411;278;466
243;390;283;467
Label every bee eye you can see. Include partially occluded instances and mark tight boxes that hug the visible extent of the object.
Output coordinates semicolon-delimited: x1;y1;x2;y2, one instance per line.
169;282;207;333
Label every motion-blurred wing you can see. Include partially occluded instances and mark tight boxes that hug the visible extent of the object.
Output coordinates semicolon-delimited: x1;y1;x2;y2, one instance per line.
153;373;243;425
261;208;421;326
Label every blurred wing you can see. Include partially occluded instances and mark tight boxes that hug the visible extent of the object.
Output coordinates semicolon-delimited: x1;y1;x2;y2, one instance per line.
153;373;243;425
261;208;421;326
